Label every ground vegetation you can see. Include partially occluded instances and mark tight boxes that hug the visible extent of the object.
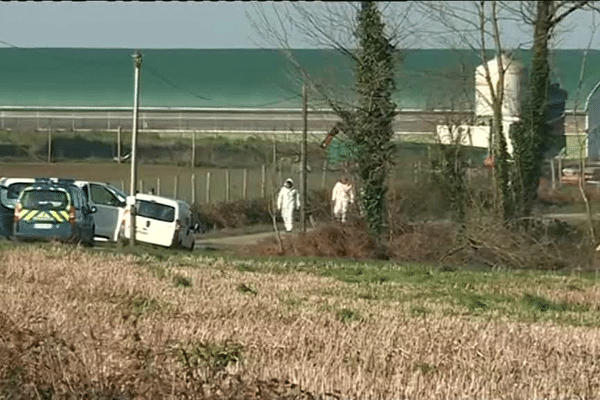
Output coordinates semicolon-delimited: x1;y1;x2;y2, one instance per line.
1;241;600;399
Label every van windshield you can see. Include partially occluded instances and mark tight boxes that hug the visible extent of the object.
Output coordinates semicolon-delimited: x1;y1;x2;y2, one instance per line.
137;200;175;222
21;190;69;210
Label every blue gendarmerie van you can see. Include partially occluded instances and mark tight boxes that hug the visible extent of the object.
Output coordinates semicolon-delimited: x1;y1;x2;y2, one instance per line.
13;178;97;246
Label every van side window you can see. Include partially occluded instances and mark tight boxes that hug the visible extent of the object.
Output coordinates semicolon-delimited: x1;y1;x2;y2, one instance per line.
90;184;119;206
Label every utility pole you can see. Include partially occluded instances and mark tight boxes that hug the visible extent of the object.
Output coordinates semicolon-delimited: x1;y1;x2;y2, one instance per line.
300;81;308;233
129;51;142;247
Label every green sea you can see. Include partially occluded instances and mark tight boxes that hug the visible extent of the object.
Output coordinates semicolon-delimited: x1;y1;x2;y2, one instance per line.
0;48;599;109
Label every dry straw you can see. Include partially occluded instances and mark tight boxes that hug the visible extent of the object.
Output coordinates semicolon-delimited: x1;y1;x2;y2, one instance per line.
1;245;599;399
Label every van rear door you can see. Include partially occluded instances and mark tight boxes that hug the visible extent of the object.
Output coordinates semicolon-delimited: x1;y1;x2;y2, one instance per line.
135;199;176;247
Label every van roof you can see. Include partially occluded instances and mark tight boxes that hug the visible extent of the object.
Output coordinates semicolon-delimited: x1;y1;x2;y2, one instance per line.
133;193;190;208
1;177;76;187
24;183;69;192
0;177;36;185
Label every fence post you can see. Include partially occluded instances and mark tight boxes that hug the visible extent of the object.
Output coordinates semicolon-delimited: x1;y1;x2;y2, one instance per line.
174;175;179;199
156;177;161;196
261;164;266;198
273;137;277;167
558;156;563;187
273;136;279;187
226;169;230;202
117;126;122;164
321;160;327;189
243;168;248;200
120;180;125;192
191;173;196;205
191;130;196;167
47;120;52;163
551;158;556;190
413;162;418;184
206;171;211;205
139;179;144;194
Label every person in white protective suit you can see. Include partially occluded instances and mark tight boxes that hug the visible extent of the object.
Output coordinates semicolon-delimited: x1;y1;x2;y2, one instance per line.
277;178;300;232
331;176;355;223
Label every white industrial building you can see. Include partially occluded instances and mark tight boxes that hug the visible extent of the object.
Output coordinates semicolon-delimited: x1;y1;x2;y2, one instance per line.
437;54;525;155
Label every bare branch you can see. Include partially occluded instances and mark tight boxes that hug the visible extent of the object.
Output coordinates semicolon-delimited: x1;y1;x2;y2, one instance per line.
550;1;591;29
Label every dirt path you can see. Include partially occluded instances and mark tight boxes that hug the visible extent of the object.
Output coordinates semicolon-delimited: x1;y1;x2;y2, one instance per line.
195;230;298;250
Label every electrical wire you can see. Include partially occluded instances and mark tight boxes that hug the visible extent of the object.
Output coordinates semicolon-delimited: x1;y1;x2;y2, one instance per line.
145;67;213;102
226;93;302;108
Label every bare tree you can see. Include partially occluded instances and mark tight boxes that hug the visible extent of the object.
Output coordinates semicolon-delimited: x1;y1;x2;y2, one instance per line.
248;2;422;241
567;10;599;256
417;0;515;220
510;1;594;222
419;1;599;224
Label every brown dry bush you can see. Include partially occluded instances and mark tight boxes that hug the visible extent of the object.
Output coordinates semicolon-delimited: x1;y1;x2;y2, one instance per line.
244;216;456;263
537;177;600;205
245;187;596;271
434;209;596;271
388;221;456;262
193;199;272;231
241;218;369;260
387;179;450;222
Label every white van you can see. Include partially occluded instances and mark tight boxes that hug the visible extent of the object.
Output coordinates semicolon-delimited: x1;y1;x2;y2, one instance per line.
119;193;195;250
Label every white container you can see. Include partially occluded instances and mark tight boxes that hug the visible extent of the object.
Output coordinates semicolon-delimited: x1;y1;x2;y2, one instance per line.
475;54;525;120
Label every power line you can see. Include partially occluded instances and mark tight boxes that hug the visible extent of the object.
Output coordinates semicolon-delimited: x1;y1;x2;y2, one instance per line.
146;67;213;102
232;93;302;108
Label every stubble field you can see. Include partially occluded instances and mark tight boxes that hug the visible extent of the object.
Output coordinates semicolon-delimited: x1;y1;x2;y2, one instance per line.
1;243;599;399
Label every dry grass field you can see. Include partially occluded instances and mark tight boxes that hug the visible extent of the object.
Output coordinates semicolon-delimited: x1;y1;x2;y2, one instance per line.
1;243;600;399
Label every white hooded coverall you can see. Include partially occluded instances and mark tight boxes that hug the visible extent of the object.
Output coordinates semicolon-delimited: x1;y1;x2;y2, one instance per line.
277;179;300;232
332;180;354;223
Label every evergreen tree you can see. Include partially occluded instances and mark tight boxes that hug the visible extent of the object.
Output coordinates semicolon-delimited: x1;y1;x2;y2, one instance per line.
351;1;396;238
510;1;552;220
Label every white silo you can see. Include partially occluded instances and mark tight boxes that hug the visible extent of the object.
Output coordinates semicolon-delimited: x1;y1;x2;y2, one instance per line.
475;54;524;121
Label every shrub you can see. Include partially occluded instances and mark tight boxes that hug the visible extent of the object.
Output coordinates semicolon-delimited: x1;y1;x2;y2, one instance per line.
191;199;272;231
